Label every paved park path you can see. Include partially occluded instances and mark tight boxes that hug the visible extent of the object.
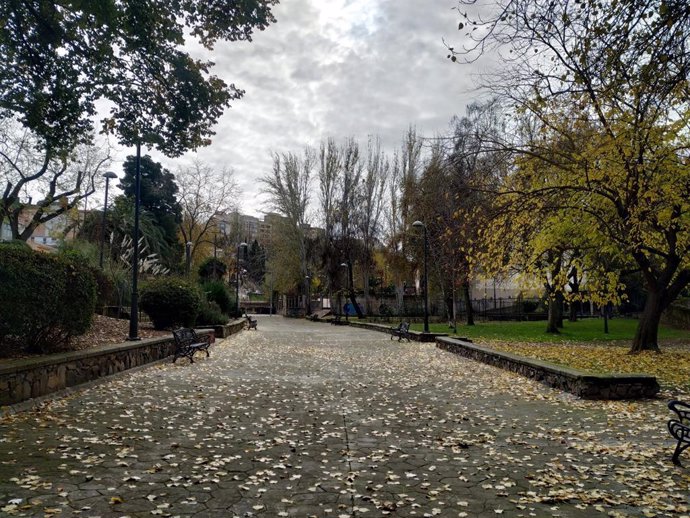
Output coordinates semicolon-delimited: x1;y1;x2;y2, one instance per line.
1;317;688;517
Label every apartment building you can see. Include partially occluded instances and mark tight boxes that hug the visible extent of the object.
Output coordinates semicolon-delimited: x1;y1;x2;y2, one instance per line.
0;204;81;251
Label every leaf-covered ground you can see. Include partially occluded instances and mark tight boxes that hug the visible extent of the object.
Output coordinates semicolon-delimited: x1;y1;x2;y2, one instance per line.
482;341;690;392
1;317;689;517
0;315;168;362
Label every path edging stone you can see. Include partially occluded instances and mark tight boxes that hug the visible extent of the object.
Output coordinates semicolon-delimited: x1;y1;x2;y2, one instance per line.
348;321;448;342
436;336;660;400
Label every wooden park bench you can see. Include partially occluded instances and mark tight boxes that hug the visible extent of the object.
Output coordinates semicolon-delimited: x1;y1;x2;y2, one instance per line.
245;313;258;330
172;328;212;364
390;321;411;342
668;400;690;466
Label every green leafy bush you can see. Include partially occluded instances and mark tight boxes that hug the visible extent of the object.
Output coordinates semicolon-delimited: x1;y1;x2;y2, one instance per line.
140;277;201;329
89;266;115;309
0;246;96;353
198;257;227;282
201;280;232;314
0;239;31;250
196;300;229;326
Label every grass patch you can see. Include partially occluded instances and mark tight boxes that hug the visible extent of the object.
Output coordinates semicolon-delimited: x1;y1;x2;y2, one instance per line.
412;317;688;343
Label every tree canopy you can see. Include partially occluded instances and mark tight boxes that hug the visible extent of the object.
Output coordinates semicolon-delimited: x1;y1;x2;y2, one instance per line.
0;0;278;156
448;0;690;351
118;154;182;268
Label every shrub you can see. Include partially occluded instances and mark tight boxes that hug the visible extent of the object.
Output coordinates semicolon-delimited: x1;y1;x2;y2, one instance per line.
521;300;539;313
0;239;31;250
57;247;114;310
0;246;96;353
140;277;201;330
89;267;115;309
196;300;230;326
198;257;227;282
58;254;98;339
201;280;232;314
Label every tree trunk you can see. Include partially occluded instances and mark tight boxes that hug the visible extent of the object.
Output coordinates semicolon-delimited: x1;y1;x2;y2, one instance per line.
603;310;609;334
445;295;453;324
568;267;579;322
347;263;364;319
396;282;404;316
462;280;474;326
349;290;363;319
363;265;371;316
556;292;564;328
546;297;560;334
630;289;664;353
451;280;457;332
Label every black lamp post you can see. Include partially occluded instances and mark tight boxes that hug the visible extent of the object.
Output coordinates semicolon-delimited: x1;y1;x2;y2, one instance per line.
128;142;142;341
99;171;117;269
412;220;430;333
185;241;192;277
268;270;274;316
305;273;311;316
340;262;350;322
236;242;247;316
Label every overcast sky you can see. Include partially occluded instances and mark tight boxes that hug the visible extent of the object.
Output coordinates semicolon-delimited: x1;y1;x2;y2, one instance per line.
110;0;487;217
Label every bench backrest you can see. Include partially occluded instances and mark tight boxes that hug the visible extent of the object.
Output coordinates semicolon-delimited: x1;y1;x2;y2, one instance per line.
173;328;198;347
394;321;410;332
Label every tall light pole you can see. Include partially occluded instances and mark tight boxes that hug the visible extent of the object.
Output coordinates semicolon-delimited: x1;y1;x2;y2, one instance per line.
305;273;311;315
236;242;247;316
268;270;273;316
412;220;429;333
99;171;117;269
340;262;349;322
185;241;192;277
128;142;142;341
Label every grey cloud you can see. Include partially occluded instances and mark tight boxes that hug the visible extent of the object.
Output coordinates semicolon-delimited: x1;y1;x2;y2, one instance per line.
153;0;482;215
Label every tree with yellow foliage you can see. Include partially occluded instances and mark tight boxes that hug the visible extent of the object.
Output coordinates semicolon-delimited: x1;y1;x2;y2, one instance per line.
449;0;690;352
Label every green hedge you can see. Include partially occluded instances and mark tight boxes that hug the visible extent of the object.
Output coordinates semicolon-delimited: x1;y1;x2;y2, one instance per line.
198;257;227;282
0;246;96;353
140;277;201;330
196;300;229;326
201;280;232;314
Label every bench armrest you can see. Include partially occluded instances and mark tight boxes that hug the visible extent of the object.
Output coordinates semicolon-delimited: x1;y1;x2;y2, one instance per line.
669;400;690;423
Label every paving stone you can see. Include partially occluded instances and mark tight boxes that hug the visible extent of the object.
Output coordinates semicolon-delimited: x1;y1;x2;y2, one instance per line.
0;317;687;517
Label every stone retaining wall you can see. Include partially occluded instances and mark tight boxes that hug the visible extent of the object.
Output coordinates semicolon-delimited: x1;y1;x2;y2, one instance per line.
436;337;660;400
349;321;448;343
197;319;246;338
0;326;236;408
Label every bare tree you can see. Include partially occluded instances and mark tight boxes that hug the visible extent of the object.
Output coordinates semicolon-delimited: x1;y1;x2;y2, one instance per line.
177;159;239;262
317;138;341;297
0;116;111;241
261;149;314;297
383;127;424;314
336;138;365;317
357;136;389;315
